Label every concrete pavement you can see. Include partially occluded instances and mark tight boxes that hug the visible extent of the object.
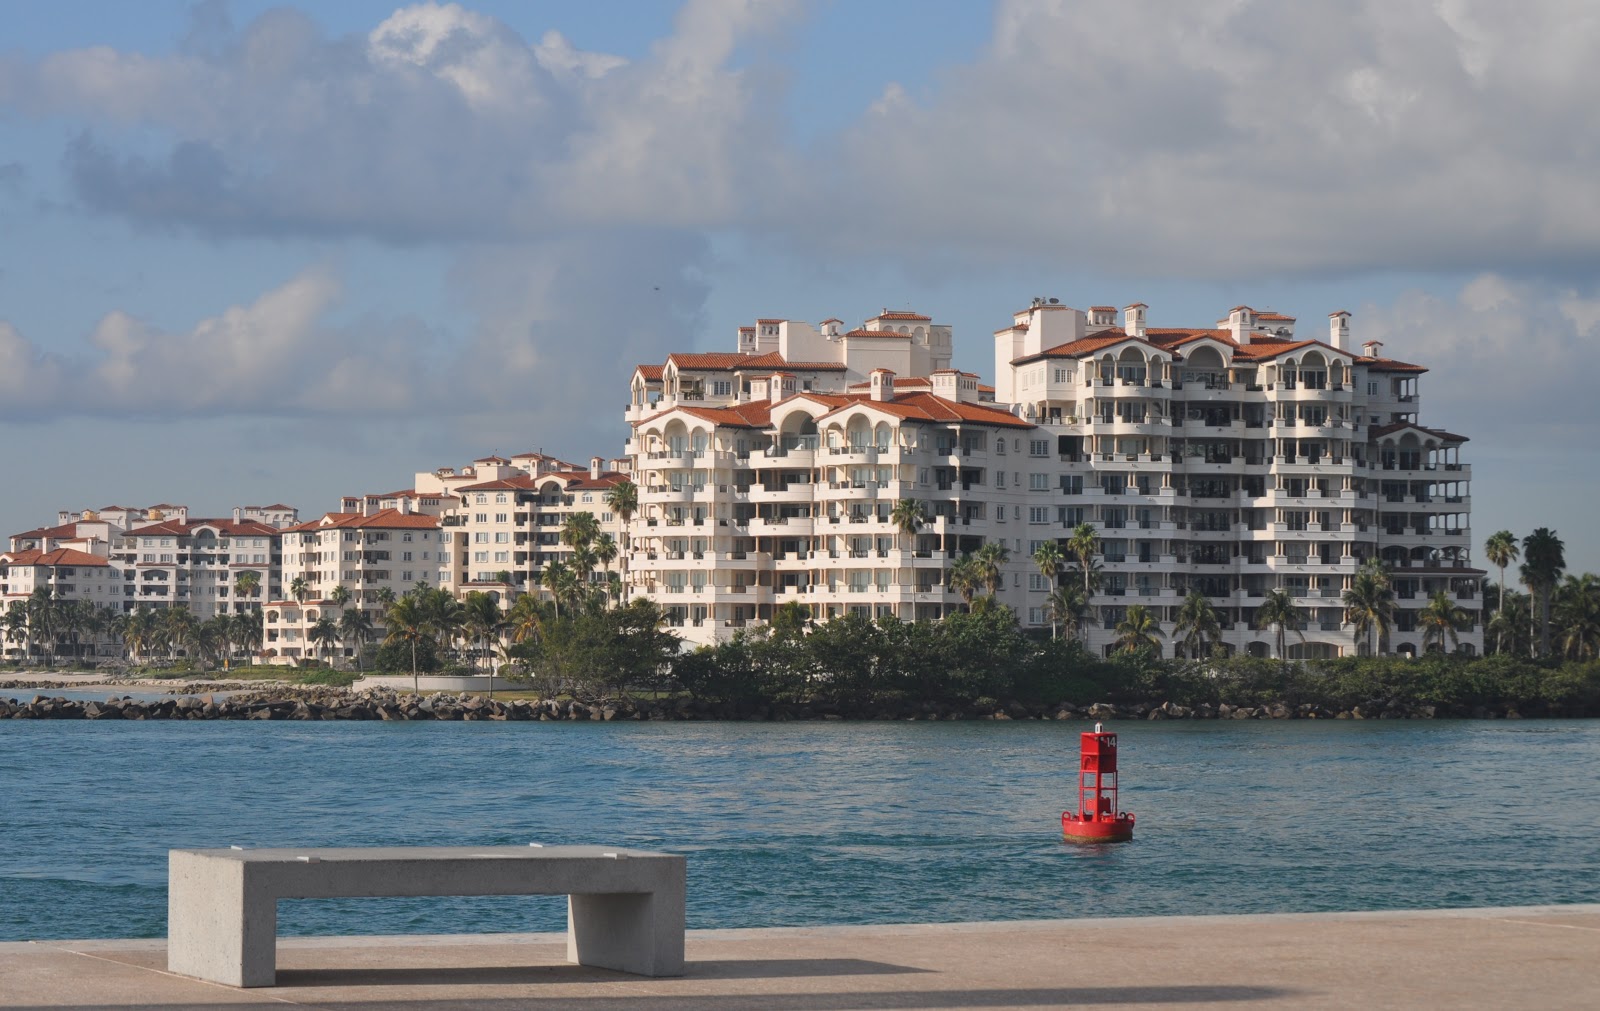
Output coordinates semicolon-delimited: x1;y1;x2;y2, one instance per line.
1;905;1596;1010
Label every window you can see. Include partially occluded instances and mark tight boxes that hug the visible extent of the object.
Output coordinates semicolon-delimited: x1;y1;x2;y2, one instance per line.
1029;506;1050;524
496;493;507;504
473;551;489;562
494;533;509;543
996;471;1006;488
1030;440;1049;456
1029;574;1050;591
495;513;507;523
402;552;413;562
402;571;414;582
712;380;732;397
474;533;489;543
494;551;509;563
403;532;414;542
996;439;1006;454
1030;473;1049;491
476;495;487;504
474;513;487;523
1368;382;1378;395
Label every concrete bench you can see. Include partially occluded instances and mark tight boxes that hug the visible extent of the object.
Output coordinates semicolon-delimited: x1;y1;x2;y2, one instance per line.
167;845;685;987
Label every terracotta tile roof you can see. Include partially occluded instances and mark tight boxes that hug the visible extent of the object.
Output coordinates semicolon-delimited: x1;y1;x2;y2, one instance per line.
254;503;296;511
634;401;775;429
1143;328;1232;347
1369;422;1467;442
1360;356;1428;374
474;455;511;465
843;329;911;339
455;475;538;493
1125;302;1149;309
1012;331;1172;364
663;351;847;372
0;548;111;567
1089;305;1117;312
848;377;937;390
550;471;629;490
10;522;81;541
803;391;1032;429
876;311;931;321
135;518;282;537
288;509;440;533
820;317;843;324
756;318;786;325
1255;312;1295;321
634;364;665;381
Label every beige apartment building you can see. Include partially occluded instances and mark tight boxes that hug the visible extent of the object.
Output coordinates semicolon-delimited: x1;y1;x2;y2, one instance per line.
622;303;1481;658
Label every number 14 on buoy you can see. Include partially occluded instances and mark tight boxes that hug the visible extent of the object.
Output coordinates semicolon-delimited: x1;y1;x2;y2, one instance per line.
1061;724;1136;844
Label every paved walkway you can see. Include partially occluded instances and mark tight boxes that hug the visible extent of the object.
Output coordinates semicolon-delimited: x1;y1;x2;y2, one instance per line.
2;905;1596;1010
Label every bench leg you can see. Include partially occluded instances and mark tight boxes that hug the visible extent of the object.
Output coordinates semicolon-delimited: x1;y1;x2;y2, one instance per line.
167;853;278;987
567;873;685;977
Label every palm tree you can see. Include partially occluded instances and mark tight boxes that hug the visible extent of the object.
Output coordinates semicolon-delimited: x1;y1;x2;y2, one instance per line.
24;587;59;667
1066;522;1100;596
1418;590;1468;653
974;541;1010;596
1483;531;1519;654
1173;590;1222;659
890;498;928;555
507;594;546;645
593;533;619;586
1487;590;1532;659
462;591;504;676
1114;603;1164;654
947;554;982;608
234;570;261;601
233;608;264;662
383;595;430;694
1343;558;1395;656
1554;573;1600;660
1520;528;1565;657
1031;541;1065;636
1046;584;1089;641
771;599;811;636
309;617;340;664
329;583;352;612
338;605;375;671
1255;588;1304;660
543;560;581;617
603;480;639;602
163;606;199;661
375;586;396;608
562;511;601;551
289;575;310;604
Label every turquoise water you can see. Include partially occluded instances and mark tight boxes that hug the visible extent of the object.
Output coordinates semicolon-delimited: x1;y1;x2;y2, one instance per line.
0;719;1596;940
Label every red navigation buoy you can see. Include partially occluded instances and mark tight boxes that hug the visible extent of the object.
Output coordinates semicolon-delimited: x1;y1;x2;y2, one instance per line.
1061;724;1135;844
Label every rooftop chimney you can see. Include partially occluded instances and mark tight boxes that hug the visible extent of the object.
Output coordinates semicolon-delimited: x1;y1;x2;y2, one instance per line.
870;368;895;402
1362;339;1384;359
1329;311;1351;350
589;456;603;480
232;507;242;524
1227;305;1256;344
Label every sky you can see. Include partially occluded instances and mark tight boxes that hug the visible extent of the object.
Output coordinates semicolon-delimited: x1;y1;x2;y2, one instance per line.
1;0;1597;574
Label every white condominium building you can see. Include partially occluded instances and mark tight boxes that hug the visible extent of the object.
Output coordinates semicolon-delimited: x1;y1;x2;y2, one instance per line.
623;302;1482;658
439;458;629;600
268;507;445;662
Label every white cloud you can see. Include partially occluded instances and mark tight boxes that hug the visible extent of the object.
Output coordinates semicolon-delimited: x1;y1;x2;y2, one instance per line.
1360;273;1600;443
0;270;435;419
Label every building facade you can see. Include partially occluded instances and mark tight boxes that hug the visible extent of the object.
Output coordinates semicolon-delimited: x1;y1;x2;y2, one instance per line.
622;302;1482;657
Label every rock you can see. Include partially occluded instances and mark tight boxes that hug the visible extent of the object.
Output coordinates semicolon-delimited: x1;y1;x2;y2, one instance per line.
1086;702;1118;719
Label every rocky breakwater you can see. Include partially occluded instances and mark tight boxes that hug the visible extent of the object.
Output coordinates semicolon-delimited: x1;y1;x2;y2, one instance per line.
0;689;1516;722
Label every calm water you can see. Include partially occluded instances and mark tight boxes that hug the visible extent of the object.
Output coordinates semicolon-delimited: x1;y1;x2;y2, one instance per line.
0;719;1595;940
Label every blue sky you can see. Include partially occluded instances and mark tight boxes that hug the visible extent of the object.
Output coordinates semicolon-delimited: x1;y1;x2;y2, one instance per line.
2;0;1597;574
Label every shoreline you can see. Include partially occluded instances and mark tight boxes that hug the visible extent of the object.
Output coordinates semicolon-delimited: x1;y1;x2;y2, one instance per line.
0;684;1583;721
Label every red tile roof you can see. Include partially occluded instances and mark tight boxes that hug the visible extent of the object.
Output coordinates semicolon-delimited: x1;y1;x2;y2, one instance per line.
1254;312;1296;321
1089;305;1117;312
0;548;111;567
801;391;1032;429
287;509;440;533
664;352;847;372
135;518;282;537
1012;331;1173;364
550;471;630;490
636;401;776;429
1360;356;1428;374
876;311;931;321
9;522;82;541
455;475;538;493
1369;422;1466;442
756;318;786;324
843;329;911;339
634;364;664;381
